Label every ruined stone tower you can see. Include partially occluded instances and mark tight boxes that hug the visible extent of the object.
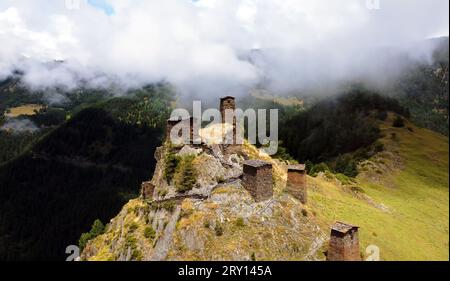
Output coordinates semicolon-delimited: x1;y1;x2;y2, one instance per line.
286;164;307;204
242;160;273;202
141;181;155;200
327;222;361;261
220;96;237;145
166;117;199;144
166;118;181;141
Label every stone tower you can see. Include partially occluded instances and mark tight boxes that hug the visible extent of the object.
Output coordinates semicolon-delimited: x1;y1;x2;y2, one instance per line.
166;117;199;144
166;118;181;141
286;164;307;204
141;181;155;200
242;160;273;202
220;96;236;145
327;222;361;261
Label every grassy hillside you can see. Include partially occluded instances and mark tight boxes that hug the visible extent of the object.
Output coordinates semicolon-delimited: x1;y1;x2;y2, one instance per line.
309;113;449;260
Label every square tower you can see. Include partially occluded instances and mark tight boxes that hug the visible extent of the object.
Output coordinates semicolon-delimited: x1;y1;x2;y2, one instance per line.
327;222;361;261
242;160;273;202
166;118;182;141
220;96;237;145
220;96;236;122
166;117;199;144
141;181;155;200
286;164;307;204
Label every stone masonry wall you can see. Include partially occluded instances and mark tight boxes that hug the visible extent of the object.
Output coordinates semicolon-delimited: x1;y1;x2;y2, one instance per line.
141;181;155;200
220;97;237;145
166;118;197;144
242;160;273;202
327;228;361;261
286;166;307;204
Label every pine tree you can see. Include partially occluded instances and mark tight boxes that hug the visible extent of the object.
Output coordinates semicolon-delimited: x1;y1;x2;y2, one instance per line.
90;219;105;237
164;149;180;183
175;155;197;193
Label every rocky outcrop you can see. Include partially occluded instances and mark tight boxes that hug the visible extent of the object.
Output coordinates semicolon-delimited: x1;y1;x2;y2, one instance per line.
81;141;328;261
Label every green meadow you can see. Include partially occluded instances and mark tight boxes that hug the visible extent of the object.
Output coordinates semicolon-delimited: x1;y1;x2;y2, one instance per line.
310;115;449;261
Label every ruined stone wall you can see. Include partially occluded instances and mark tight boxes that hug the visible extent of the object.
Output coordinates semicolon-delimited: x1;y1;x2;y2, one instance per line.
327;229;361;261
286;168;307;204
243;161;273;202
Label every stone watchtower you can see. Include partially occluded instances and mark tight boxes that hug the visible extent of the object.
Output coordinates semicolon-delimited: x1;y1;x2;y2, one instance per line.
166;117;199;144
166;118;182;141
327;222;361;261
286;164;307;204
242;160;273;202
220;96;237;145
141;181;155;200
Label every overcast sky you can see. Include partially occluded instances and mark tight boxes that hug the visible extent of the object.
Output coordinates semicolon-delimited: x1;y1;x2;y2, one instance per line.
0;0;448;97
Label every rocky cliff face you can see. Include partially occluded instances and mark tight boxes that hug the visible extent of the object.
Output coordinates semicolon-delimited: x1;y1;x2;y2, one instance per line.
80;139;327;261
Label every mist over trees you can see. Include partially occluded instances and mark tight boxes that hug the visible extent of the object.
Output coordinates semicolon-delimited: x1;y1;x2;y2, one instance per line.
279;87;409;163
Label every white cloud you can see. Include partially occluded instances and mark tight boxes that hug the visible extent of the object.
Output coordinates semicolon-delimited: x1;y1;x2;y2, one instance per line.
0;0;448;96
1;118;39;134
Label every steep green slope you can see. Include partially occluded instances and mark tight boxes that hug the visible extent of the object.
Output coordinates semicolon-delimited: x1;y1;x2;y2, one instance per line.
392;37;449;135
279;88;409;163
309;113;449;260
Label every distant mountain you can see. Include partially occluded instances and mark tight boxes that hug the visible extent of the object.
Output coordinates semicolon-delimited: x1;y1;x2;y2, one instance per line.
389;37;449;135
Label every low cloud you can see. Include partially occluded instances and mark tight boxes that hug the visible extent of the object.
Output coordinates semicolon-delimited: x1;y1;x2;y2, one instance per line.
0;0;448;98
1;118;39;134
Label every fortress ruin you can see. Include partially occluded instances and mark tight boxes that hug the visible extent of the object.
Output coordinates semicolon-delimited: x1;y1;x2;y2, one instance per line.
166;116;199;145
166;96;238;145
141;97;366;261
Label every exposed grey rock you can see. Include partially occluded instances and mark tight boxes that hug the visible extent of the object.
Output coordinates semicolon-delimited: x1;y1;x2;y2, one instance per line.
182;228;205;252
149;206;182;261
177;145;203;157
154;146;164;161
